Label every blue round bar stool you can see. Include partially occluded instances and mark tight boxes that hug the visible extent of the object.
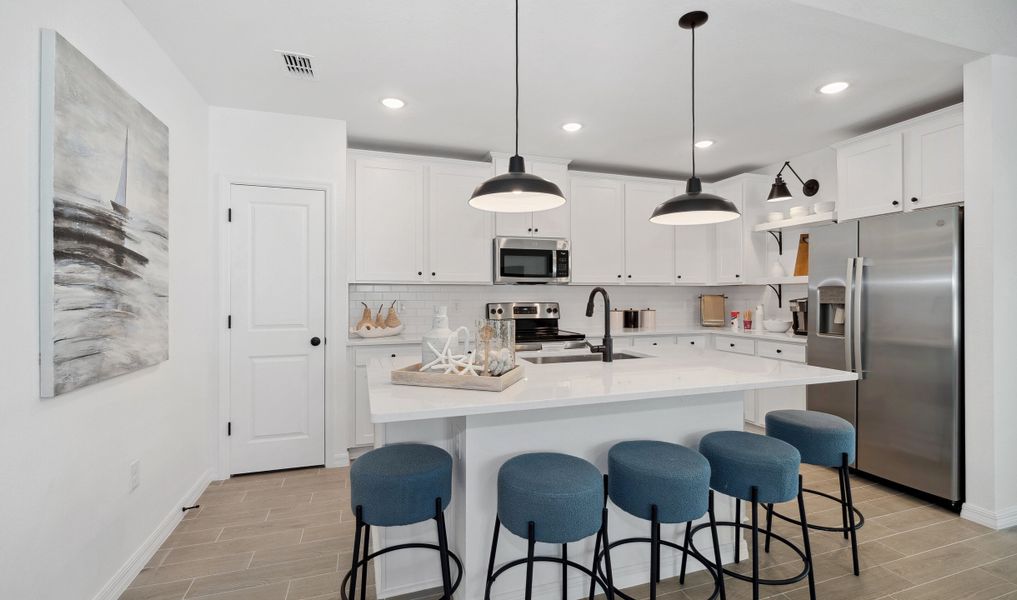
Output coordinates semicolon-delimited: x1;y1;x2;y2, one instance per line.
764;409;863;576
343;443;462;600
688;431;817;600
486;452;615;600
593;441;725;600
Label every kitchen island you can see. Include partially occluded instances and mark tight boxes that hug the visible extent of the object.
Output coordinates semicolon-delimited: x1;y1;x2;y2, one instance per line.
365;345;856;600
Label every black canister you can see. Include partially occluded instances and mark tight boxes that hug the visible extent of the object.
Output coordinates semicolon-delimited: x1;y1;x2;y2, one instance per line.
623;308;640;329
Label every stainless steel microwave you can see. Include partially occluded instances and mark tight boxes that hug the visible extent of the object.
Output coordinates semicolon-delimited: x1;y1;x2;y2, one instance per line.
493;237;570;284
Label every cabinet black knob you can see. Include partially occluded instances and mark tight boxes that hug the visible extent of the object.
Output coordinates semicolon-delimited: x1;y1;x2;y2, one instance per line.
776;349;782;353
730;343;735;347
431;272;436;276
735;274;740;278
534;228;539;233
527;228;532;232
617;274;622;278
310;337;321;347
911;197;919;203
417;271;423;276
690;341;695;345
627;274;632;278
390;353;396;358
677;275;682;279
892;200;900;206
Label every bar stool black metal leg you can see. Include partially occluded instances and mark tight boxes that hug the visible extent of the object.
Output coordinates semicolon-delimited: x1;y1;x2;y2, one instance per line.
654;519;663;584
359;524;370;600
349;506;363;600
435;499;453;599
708;491;727;600
561;544;568;600
587;524;602;600
838;467;850;540
843;453;860;576
485;518;501;600
751;486;760;600
734;499;742;564
525;521;536;600
650;505;659;598
795;476;817;600
602;506;616;600
679;521;691;585
764;503;774;553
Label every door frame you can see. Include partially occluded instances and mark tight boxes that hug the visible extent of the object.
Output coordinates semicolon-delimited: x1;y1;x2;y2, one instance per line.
216;175;344;479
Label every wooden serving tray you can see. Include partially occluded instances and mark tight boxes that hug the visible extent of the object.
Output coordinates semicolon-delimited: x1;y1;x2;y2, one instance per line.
391;363;524;392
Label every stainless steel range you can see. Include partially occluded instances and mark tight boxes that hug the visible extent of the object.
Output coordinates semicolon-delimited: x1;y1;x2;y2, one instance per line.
485;302;585;351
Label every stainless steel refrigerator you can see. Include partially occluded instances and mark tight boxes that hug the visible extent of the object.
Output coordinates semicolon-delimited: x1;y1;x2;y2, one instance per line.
807;206;963;507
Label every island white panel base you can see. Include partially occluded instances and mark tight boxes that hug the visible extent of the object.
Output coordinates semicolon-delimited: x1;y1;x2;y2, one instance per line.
369;391;747;600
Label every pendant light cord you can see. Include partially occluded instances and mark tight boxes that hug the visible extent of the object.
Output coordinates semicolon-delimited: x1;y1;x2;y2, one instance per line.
690;23;696;179
515;0;520;157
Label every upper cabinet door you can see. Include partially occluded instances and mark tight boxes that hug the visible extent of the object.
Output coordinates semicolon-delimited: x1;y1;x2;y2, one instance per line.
675;221;714;284
530;162;571;238
354;157;425;282
428;163;494;283
623;182;675;284
570;177;625;284
904;109;963;211
836;132;904;220
493;157;570;237
712;181;745;284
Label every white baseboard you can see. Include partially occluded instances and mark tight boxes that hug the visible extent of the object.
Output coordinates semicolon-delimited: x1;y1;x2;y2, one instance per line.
961;502;1017;530
92;468;214;600
330;451;350;468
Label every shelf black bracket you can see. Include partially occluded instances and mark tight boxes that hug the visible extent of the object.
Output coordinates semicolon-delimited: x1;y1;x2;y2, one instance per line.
767;230;784;255
767;283;783;308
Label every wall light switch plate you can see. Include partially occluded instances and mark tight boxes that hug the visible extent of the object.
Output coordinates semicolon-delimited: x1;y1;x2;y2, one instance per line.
129;460;141;493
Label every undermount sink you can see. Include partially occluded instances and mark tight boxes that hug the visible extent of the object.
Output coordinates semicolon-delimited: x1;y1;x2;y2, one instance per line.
522;352;645;364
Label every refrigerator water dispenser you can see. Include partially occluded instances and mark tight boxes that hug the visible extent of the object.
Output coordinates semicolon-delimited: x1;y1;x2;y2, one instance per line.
818;286;845;337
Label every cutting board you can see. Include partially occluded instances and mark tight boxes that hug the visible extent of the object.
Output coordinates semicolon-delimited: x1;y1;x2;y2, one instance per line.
793;234;809;277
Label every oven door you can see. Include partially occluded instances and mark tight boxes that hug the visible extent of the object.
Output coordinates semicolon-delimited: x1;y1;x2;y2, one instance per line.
493;237;569;284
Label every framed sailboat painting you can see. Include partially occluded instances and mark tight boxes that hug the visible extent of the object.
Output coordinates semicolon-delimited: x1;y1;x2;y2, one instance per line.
39;30;169;397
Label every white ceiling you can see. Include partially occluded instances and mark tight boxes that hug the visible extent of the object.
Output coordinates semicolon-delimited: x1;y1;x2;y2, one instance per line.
123;0;990;180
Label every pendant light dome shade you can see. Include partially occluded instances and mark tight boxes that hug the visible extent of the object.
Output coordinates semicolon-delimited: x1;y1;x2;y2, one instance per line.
469;155;565;213
649;11;740;226
650;177;741;225
468;0;567;213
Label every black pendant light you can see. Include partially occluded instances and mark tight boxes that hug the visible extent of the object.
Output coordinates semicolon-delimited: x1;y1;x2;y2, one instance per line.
650;11;740;226
767;161;820;202
469;0;566;213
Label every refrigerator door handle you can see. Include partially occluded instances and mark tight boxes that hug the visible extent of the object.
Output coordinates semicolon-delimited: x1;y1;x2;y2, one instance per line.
853;257;865;379
844;257;856;372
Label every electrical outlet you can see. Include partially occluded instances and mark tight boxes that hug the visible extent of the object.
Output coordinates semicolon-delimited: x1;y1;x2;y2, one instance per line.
129;460;141;493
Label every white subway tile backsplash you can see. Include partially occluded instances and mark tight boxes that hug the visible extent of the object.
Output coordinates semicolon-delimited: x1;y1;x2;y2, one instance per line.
349;283;801;335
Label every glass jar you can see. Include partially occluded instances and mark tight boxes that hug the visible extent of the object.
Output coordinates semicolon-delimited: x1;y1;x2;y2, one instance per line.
475;319;515;376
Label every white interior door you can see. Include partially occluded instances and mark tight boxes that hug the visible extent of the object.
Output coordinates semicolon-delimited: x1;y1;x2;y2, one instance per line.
229;184;326;475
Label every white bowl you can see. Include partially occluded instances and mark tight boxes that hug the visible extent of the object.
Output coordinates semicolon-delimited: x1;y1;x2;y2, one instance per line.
766;211;784;222
789;206;809;218
813;201;835;214
763;319;793;333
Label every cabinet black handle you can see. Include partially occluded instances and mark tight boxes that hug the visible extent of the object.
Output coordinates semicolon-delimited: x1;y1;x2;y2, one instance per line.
776;349;782;354
310;337;321;347
911;197;919;203
892;200;900;206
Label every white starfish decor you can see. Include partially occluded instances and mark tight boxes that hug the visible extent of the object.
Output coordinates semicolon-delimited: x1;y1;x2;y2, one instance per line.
421;327;481;376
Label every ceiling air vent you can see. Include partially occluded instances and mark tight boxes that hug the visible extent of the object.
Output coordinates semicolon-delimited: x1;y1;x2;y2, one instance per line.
277;51;315;80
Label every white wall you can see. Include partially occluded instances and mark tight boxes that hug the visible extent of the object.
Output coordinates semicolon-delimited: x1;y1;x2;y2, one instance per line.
962;54;1017;529
0;1;215;598
209;107;349;470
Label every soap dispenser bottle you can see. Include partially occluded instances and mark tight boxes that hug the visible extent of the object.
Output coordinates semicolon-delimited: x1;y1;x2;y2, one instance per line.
422;305;455;366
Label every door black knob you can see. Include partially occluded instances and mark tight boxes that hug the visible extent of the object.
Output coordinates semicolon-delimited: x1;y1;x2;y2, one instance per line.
310;337;321;347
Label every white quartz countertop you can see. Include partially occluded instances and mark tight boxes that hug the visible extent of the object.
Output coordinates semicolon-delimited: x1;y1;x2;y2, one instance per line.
367;345;854;423
347;326;806;347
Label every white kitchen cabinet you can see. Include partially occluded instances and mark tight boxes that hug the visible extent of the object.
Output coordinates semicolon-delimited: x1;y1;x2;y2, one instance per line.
904;107;963;211
428;162;494;283
624;182;676;284
675;222;713;284
570;177;626;284
715;335;755;355
354;157;425;282
493;156;571;238
353;345;418;445
711;180;745;284
676;335;707;347
631;335;676;348
836;132;904;220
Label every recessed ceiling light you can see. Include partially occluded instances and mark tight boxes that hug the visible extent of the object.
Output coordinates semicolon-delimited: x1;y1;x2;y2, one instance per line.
380;97;406;109
561;122;583;132
818;81;850;95
694;140;714;149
